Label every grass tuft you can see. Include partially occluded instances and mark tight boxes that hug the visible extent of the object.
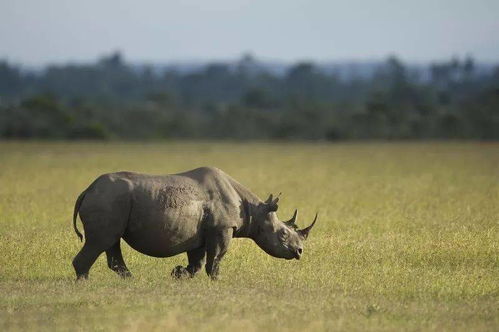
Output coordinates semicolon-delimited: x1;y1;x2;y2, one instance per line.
0;141;498;331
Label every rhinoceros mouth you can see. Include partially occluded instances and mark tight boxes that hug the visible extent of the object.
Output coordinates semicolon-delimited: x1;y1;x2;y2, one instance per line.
287;249;301;260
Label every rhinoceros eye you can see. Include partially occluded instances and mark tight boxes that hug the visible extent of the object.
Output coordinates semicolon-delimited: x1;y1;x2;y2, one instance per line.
279;228;290;241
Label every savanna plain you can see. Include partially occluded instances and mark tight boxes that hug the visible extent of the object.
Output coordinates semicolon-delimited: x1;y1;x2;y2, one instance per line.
0;141;497;331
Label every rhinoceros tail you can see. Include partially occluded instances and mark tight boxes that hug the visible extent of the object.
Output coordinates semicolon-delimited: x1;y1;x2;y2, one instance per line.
73;190;86;242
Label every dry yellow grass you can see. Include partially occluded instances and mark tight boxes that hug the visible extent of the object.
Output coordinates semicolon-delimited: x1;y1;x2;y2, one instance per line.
0;141;498;331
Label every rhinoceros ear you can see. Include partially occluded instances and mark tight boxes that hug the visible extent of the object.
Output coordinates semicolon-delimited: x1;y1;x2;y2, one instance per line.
264;193;280;212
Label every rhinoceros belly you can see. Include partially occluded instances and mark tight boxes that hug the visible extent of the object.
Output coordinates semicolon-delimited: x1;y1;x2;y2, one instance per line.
123;183;206;257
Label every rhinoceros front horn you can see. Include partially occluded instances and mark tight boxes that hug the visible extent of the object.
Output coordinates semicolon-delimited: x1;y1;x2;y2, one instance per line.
285;209;298;227
298;213;318;239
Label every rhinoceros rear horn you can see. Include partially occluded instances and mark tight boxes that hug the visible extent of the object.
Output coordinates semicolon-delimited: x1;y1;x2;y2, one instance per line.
298;213;318;239
285;209;298;227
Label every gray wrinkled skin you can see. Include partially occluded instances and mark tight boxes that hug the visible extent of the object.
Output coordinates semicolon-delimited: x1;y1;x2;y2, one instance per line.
72;167;317;280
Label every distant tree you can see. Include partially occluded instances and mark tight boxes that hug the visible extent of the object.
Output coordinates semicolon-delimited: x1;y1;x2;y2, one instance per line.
98;51;125;68
0;61;23;97
241;87;274;108
0;53;497;140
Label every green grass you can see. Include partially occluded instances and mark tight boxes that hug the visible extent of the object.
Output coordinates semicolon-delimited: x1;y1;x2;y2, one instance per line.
0;141;498;331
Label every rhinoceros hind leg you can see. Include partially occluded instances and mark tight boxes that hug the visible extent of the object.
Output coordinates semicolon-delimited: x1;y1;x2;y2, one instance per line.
73;231;123;281
106;241;132;278
72;242;106;281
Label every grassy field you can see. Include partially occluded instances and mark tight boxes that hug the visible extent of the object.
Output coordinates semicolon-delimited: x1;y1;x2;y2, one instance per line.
0;141;497;331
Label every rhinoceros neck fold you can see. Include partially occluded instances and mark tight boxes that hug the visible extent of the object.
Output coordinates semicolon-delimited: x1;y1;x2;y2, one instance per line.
227;177;262;239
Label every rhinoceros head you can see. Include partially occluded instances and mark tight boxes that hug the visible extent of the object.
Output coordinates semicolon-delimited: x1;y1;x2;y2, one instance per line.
252;194;317;260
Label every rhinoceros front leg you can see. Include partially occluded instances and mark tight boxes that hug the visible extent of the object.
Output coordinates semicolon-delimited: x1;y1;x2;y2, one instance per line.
186;246;206;275
205;228;233;280
171;246;206;279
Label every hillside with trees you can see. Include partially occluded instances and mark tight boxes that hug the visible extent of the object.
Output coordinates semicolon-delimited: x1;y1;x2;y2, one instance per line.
1;52;498;140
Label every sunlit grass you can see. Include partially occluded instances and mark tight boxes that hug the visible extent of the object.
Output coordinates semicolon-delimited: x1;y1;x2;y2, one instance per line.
0;141;498;331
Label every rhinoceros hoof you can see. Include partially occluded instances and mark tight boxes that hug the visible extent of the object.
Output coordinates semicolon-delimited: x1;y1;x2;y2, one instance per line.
119;270;133;279
171;266;191;279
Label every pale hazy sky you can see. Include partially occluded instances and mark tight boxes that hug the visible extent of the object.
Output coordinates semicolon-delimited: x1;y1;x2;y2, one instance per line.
1;0;498;65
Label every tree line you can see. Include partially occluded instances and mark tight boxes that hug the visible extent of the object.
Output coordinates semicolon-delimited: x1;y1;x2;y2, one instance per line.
0;52;498;140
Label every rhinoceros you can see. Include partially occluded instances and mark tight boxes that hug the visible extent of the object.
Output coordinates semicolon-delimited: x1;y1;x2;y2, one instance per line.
72;167;317;280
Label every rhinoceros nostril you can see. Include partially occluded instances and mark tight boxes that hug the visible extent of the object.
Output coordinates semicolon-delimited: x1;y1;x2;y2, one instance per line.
297;248;303;255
